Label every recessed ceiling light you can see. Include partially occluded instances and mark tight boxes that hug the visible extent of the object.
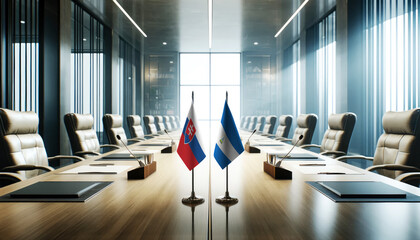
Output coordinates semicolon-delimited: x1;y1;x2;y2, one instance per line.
253;42;259;45
169;61;174;64
162;42;167;45
112;0;147;37
83;38;87;42
275;0;309;37
248;61;252;64
20;20;25;24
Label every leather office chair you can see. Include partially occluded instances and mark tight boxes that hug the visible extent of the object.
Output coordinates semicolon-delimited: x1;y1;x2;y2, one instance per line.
337;109;420;179
243;116;251;130
103;114;141;147
281;114;317;146
64;113;120;158
240;116;246;129
248;116;258;131
143;115;159;135
261;115;277;134
175;116;180;129
169;116;177;130
301;112;356;158
273;115;293;139
0;108;83;186
255;116;266;133
127;115;148;139
154;116;165;132
163;116;172;131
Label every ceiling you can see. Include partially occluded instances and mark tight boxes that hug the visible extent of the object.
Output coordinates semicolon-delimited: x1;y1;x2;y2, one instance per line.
77;0;335;53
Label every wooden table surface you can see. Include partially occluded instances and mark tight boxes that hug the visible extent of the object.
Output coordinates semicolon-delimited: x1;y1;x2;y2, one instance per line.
0;133;419;239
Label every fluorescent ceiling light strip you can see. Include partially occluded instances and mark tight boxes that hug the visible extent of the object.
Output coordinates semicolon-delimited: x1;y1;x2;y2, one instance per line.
274;0;309;38
113;0;147;37
209;0;213;49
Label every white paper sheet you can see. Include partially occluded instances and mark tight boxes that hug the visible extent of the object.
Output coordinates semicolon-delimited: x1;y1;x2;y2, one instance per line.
297;165;362;175
59;165;133;174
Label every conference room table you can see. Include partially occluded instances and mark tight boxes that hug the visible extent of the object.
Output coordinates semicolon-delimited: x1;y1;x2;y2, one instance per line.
0;131;419;239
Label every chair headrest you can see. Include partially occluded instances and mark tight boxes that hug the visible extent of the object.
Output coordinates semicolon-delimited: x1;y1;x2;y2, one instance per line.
0;108;38;135
72;113;94;130
128;115;141;125
297;114;317;128
104;114;123;128
279;115;292;126
155;116;163;123
265;115;277;125
382;109;420;135
144;115;155;124
328;113;356;130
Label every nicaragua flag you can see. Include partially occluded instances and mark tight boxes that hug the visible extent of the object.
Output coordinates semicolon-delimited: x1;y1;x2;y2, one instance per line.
214;100;244;169
177;102;206;171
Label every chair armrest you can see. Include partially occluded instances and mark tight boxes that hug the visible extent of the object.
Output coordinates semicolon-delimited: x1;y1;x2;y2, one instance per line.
277;137;291;142
395;172;420;183
319;150;347;158
100;144;121;150
0;172;24;184
300;144;321;149
335;155;374;162
2;165;54;173
366;164;420;173
48;155;84;165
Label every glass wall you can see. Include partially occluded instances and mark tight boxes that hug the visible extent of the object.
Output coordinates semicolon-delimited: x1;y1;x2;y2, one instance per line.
365;0;419;154
5;0;39;112
70;1;106;140
180;53;241;149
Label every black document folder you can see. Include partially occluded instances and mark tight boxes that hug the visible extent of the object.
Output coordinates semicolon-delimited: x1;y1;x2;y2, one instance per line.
318;181;407;198
0;181;113;202
10;181;101;198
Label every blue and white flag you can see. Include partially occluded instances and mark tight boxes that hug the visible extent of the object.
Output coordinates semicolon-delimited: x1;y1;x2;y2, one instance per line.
214;100;244;169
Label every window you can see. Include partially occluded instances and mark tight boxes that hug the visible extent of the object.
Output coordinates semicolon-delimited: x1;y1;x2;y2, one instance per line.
6;0;39;112
316;11;336;141
70;2;105;137
180;53;241;148
365;0;419;153
282;40;301;125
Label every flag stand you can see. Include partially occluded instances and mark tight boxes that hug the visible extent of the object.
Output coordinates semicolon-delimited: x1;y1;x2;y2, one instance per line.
182;168;205;204
216;91;238;205
182;91;205;204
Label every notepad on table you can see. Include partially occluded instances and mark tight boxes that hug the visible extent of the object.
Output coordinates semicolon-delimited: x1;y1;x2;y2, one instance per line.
318;181;407;198
277;152;318;159
59;165;132;174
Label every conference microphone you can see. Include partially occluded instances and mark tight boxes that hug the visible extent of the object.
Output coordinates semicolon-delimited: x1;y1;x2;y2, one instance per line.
275;135;303;167
117;135;145;167
164;129;174;144
246;129;257;144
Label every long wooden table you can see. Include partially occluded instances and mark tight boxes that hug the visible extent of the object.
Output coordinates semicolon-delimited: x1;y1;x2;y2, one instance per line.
0;133;419;239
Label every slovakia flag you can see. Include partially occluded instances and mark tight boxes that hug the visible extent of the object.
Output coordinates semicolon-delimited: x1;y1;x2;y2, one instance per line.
177;103;206;170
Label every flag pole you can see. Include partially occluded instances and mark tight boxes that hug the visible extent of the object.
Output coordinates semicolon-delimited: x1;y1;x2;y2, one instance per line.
182;91;204;205
216;91;238;205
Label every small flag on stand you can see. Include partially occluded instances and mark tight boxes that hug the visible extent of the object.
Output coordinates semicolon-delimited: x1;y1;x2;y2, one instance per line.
177;102;206;170
214;100;244;169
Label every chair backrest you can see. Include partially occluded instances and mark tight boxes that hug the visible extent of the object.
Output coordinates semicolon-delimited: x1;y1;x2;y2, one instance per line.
170;116;177;130
373;109;420;178
291;114;317;146
262;116;277;134
64;113;100;154
175;116;180;129
320;113;357;154
0;108;48;179
143;115;158;134
240;116;246;129
163;116;172;131
154;116;165;132
103;114;127;146
276;115;293;138
127;115;145;138
244;116;251;129
255;116;266;132
248;116;258;131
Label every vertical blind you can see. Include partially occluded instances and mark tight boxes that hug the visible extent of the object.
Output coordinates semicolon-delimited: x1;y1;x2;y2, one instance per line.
70;1;105;136
7;0;39;112
365;0;419;154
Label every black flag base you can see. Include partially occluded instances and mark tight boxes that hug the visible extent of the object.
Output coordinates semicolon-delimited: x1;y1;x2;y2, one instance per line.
182;191;205;205
216;191;238;205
